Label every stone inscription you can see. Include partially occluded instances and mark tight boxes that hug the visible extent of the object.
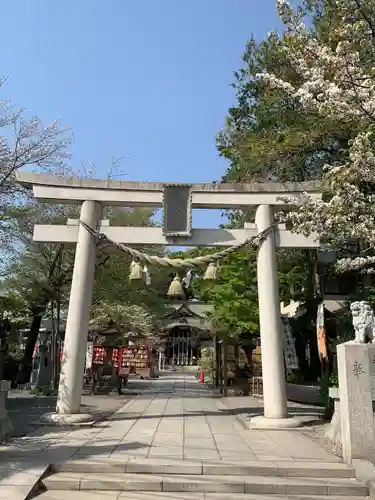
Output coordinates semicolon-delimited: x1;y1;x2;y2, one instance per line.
353;361;364;379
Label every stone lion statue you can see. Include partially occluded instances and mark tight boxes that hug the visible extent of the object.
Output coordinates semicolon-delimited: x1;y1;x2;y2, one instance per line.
350;301;375;343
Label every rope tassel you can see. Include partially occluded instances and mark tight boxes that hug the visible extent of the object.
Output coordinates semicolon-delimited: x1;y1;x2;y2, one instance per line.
129;260;143;280
203;262;219;280
167;274;185;298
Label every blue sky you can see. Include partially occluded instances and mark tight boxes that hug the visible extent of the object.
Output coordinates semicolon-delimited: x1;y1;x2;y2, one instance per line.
1;0;281;228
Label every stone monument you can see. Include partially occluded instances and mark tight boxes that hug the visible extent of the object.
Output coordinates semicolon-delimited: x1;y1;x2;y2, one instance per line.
336;300;375;463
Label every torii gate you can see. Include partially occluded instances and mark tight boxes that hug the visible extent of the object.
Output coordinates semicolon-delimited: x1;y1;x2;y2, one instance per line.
17;172;320;428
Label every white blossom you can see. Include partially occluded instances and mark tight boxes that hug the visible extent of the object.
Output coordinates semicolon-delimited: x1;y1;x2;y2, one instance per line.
261;1;375;271
89;302;158;335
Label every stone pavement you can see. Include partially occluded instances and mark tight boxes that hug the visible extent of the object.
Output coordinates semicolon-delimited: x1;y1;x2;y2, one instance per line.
0;373;363;499
7;389;130;438
81;373;338;463
6;377;149;438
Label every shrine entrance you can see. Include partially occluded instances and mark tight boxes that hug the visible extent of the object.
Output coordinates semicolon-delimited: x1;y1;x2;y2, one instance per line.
16;172;320;428
163;328;199;367
161;301;212;367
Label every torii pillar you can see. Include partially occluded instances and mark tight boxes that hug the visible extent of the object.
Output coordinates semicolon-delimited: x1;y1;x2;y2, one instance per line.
41;200;102;424
57;200;102;415
253;205;288;424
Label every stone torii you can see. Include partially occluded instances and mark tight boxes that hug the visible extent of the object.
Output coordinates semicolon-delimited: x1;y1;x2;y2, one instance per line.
16;172;320;428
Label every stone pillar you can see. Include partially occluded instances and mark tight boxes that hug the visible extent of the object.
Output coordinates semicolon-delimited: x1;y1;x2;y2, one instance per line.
337;341;375;463
255;204;288;420
0;380;13;441
57;201;101;415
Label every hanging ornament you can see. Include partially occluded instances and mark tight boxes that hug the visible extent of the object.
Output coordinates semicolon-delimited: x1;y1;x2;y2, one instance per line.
129;260;143;281
167;273;185;298
143;265;151;285
203;262;219;281
182;269;192;288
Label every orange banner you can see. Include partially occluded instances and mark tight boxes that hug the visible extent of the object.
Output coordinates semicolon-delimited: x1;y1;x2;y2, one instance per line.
316;302;328;361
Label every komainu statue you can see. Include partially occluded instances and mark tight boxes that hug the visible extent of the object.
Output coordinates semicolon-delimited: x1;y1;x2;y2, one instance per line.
350;301;375;343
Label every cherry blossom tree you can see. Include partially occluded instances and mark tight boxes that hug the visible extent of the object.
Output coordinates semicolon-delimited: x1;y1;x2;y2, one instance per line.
257;0;375;272
0;78;71;189
89;302;160;338
0;77;72;240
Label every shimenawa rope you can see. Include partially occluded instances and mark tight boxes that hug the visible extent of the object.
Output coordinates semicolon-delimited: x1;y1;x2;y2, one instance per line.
79;220;276;269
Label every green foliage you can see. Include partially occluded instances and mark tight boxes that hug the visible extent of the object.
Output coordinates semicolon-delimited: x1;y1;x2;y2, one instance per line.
1;203;166;381
91;207;170;333
217;2;353;187
171;243;313;342
213;0;362;315
318;372;339;417
30;386;56;397
199;347;215;378
206;250;259;337
170;247;259;339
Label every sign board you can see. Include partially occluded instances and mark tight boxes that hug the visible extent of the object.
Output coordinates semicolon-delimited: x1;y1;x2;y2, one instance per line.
86;341;93;370
282;316;299;371
163;184;192;237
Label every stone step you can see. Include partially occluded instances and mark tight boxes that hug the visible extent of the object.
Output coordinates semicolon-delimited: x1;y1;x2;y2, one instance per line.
51;457;356;478
42;471;368;496
35;492;372;500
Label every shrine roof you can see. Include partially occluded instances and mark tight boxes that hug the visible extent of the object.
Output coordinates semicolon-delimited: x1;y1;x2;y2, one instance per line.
162;301;213;331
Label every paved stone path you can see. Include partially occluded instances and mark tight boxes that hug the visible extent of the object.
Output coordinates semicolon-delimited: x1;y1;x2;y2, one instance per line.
7;390;129;438
6;378;152;438
81;373;337;463
0;373;345;499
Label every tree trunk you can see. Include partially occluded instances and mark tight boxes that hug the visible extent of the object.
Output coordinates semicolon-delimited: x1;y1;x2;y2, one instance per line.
18;314;43;384
213;335;218;388
218;341;223;395
0;325;5;381
0;345;5;381
223;340;228;397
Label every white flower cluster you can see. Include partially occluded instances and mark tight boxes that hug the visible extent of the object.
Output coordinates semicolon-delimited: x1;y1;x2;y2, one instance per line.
260;0;375;271
89;302;157;334
336;256;375;273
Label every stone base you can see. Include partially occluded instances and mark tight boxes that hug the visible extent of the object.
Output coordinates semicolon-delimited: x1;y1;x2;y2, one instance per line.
250;414;317;429
39;412;96;426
